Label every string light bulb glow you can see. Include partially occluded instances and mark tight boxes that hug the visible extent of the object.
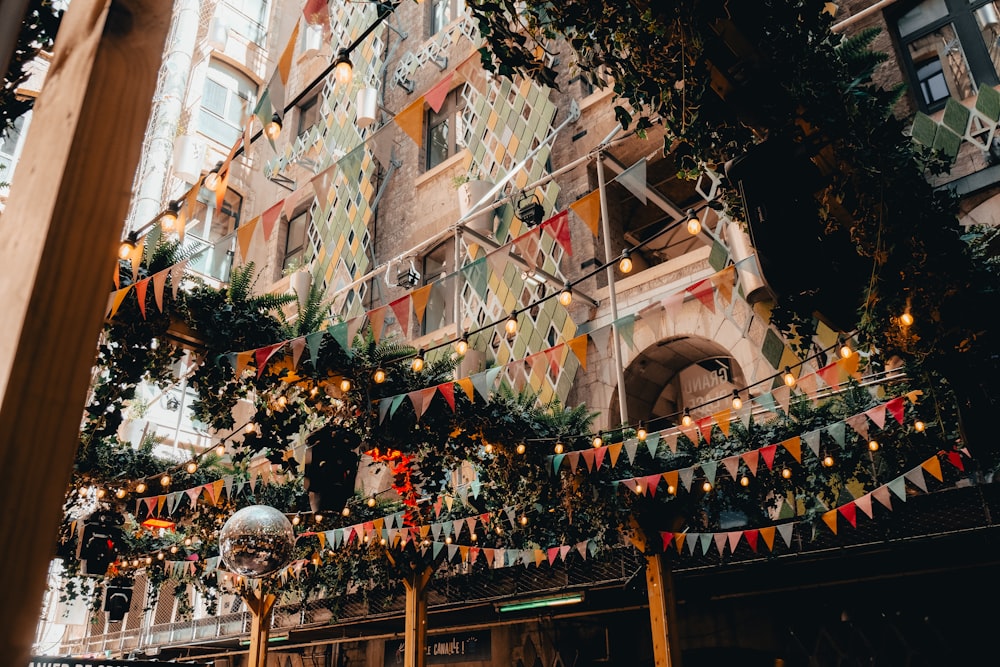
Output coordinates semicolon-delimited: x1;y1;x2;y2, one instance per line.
184;537;192;546
516;443;526;454
732;390;742;410
484;442;494;454
558;283;573;306
781;467;792;479
333;49;353;85
342;506;351;517
519;515;528;526
339;378;352;393
373;368;386;383
868;439;880;452
455;331;469;355
170;545;178;554
900;311;914;327
702;481;713;492
115;488;127;499
117;233;138;260
160;474;171;487
618;248;633;274
314;514;323;523
411;350;425;372
135;482;147;494
367;496;376;508
686;210;702;235
914;420;926;432
667;484;676;495
264;113;282;140
636;422;647;441
159;200;181;233
505;312;519;336
202;163;223;191
681;409;692;427
216;444;226;456
554;442;564;454
783;366;796;388
740;476;750;487
592;433;603;448
95;488;106;499
291;515;301;526
839;337;853;359
823;454;835;467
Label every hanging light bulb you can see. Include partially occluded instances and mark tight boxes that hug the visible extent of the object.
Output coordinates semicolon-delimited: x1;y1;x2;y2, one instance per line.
636;422;647;441
505;312;519;336
558;283;573;307
592;433;603;448
471;532;478;542
160;474;171;487
145;556;153;565
367;495;377;508
411;350;425;372
740;476;750;487
701;481;713;492
202;162;223;190
373;368;386;384
519;515;528;526
667;484;676;495
516;443;526;454
170;545;179;554
115;488;127;499
899;311;914;327
339;378;352;393
445;535;452;544
216;444;226;456
291;515;301;526
184;537;192;546
135;481;147;494
455;331;469;355
117;232;138;260
618;248;633;274
95;488;106;499
554;442;564;454
686;209;701;235
379;537;387;546
839;336;852;359
314;513;323;524
341;506;351;517
681;409;692;427
157;551;165;560
484;442;494;454
159;200;182;233
732;390;743;410
783;366;796;388
823;454;835;467
781;467;792;479
264;113;283;140
868;439;880;452
185;461;198;474
914;420;926;432
333;48;353;85
276;395;288;408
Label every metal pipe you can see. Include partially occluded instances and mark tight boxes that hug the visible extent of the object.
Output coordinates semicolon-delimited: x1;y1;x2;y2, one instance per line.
831;0;898;33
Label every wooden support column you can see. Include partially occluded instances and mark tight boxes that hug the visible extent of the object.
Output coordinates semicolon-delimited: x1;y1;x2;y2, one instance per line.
0;0;170;663
402;566;433;667
646;552;683;667
243;588;278;667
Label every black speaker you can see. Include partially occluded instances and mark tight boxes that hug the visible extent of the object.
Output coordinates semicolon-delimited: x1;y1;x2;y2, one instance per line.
78;512;123;577
104;585;132;622
304;424;361;513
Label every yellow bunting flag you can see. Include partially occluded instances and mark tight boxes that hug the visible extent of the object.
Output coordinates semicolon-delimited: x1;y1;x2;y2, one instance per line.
411;284;433;325
368;306;387;343
237;216;260;261
710;266;735;305
567;333;588;370
921;455;943;482
759;526;776;551
108;286;131;318
822;509;838;534
569;190;601;236
394;97;425;145
713;408;731;437
782;436;802;463
456;376;475;402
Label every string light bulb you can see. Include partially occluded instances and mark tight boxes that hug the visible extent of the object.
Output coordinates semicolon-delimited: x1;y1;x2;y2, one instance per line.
516;443;526;454
95;488;106;499
823;454;835;467
170;545;179;554
411;350;425;372
686;209;701;235
373;368;386;384
185;461;198;474
554;442;564;454
116;488;127;499
276;395;288;407
667;484;676;495
505;312;519;336
339;378;352;393
484;442;494;454
618;248;633;274
264;113;282;140
839;336;853;359
216;444;226;456
732;390;742;410
160;474;171;487
868;439;880;452
342;506;351;517
783;366;796;388
333;49;353;85
702;481;713;492
519;515;528;526
202;162;223;190
157;551;165;560
592;433;603;448
558;282;573;307
636;421;647;441
159;200;182;233
781;467;792;479
314;513;323;523
367;495;376;508
117;232;138;260
899;311;914;327
184;537;192;546
740;476;750;487
681;409;692;427
455;331;469;355
135;482;147;494
292;515;301;526
914;420;926;432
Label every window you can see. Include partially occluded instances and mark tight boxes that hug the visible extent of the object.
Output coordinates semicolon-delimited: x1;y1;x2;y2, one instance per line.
428;0;466;36
184;186;242;282
283;210;309;272
0;114;26;186
297;95;320;138
421;239;455;333
425;89;466;170
893;0;1000;111
216;0;269;46
198;60;257;146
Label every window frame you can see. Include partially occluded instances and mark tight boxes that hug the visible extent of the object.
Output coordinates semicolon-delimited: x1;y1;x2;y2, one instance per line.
891;0;1000;112
420;238;456;334
427;0;465;36
282;208;311;273
198;60;258;146
424;88;466;171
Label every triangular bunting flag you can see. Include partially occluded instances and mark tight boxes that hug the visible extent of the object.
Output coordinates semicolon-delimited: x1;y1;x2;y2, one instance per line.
613;158;647;204
569;190;601;236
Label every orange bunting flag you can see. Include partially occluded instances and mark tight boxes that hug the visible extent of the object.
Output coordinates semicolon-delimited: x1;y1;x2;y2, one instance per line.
759;526;776;551
710;266;736;305
135;278;150;319
741;450;760;476
567;334;588;370
112;260;120;290
389;295;411;334
781;436;801;463
235;351;253;377
425;72;454;113
237;216;260;261
673;533;686;554
394;97;425;145
569;190;601;237
215;165;230;213
261;201;284;242
127;236;145;283
662;470;678;491
838;351;861;380
822;509;839;534
411;284;433;325
713;409;731;437
922;455;944;481
368;306;387;342
152;269;169;312
457;377;475;402
278;21;301;86
108;286;131;318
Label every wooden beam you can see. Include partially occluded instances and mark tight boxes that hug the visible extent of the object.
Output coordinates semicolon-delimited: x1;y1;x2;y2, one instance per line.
402;566;434;667
0;0;171;662
646;552;683;667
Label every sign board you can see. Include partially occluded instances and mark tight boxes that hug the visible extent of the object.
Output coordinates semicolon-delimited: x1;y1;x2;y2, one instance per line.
29;658;209;667
384;630;491;666
679;357;737;419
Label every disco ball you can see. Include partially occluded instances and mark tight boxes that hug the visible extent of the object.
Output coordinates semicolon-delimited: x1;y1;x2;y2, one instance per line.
218;505;295;578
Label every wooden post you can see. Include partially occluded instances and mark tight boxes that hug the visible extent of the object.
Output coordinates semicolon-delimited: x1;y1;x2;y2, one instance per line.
243;587;278;667
402;566;433;667
0;1;171;663
646;552;683;667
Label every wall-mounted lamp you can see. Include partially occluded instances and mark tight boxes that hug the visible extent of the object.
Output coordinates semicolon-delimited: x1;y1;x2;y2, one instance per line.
264;113;283;140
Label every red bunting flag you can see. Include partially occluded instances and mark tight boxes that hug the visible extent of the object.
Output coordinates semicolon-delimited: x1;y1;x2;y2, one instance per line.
744;529;759;552
389;295;411;335
255;343;284;378
134;278;150;319
759;444;778;470
437;382;456;411
885;396;905;424
686;279;715;312
838;502;858;528
261;200;284;241
542;210;572;255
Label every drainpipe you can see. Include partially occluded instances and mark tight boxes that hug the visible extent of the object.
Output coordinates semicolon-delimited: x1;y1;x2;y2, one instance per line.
126;0;200;231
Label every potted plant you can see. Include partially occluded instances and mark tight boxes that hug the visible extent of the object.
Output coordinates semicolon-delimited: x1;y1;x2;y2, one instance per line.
454;170;494;236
